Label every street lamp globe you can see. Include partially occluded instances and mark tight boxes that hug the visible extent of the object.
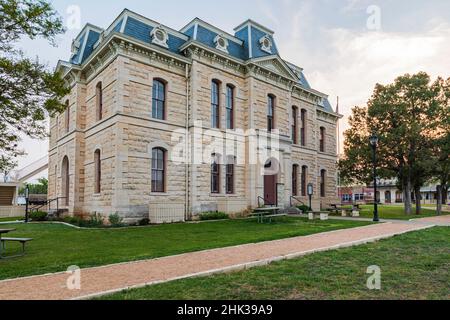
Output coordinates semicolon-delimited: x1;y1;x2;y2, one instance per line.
369;134;379;147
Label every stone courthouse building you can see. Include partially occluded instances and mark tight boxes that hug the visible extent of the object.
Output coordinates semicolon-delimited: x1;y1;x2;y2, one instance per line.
49;9;341;223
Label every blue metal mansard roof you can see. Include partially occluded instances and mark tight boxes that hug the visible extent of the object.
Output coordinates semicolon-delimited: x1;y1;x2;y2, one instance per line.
65;9;335;114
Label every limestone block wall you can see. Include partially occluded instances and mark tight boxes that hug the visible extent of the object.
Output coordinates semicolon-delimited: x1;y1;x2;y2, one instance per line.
85;60;118;129
251;78;290;136
49;49;340;221
82;125;117;215
121;56;187;127
317;118;337;157
291;97;317;151
193;61;247;130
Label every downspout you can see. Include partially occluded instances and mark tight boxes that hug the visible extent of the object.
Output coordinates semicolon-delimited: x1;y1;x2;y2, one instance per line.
185;64;190;220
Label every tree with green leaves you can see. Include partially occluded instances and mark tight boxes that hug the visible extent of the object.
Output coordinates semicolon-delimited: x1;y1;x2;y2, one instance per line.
0;154;18;182
0;0;69;159
432;77;450;215
339;72;446;215
19;177;48;194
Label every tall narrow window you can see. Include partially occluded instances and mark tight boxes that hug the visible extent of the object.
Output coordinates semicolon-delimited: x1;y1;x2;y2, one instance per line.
301;166;308;196
96;82;103;121
211;80;220;128
152;79;166;120
292;107;298;144
61;156;69;206
211;153;220;193
94;149;101;194
226;156;235;194
267;95;275;132
292;164;298;196
320;169;326;197
54;165;57;198
152;148;166;193
320;127;326;152
300;109;307;146
64;100;70;133
226;85;234;129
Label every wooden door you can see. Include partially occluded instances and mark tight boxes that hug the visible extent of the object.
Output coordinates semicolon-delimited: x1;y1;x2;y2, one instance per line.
264;174;277;205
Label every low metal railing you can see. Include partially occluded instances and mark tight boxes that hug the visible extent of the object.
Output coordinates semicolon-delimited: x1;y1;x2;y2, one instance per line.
29;197;67;215
290;196;306;207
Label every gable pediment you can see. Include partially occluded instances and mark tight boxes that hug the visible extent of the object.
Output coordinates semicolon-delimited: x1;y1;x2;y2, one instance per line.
249;56;298;81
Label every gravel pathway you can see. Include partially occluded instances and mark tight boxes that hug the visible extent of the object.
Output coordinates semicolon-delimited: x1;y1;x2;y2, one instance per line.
0;220;442;300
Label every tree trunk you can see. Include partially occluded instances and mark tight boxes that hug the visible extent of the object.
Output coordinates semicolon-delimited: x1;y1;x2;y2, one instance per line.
414;186;421;215
437;185;442;216
443;185;449;212
403;179;412;215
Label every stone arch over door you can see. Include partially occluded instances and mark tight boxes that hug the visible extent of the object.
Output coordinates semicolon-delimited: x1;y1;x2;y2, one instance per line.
61;156;69;206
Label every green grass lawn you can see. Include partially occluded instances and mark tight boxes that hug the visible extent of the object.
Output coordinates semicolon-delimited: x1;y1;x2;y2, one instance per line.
339;205;445;220
100;227;450;300
0;217;370;281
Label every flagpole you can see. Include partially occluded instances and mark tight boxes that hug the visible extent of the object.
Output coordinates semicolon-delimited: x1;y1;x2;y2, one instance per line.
336;96;341;202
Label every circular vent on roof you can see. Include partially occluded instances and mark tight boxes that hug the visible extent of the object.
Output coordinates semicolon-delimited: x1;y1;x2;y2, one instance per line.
214;34;229;53
259;35;273;54
218;38;226;48
155;29;165;42
150;26;169;48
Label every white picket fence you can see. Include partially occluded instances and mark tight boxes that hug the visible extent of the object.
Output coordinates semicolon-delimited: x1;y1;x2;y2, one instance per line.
149;202;185;224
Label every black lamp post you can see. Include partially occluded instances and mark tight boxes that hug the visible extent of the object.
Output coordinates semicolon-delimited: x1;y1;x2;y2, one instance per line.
307;183;314;212
369;134;379;222
25;184;30;223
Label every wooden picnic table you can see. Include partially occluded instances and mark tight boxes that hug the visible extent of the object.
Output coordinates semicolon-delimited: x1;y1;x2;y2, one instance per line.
252;207;284;223
0;229;16;259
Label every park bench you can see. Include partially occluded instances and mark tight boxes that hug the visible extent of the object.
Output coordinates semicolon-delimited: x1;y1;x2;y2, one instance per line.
329;204;360;217
251;207;286;223
1;238;33;257
308;211;329;221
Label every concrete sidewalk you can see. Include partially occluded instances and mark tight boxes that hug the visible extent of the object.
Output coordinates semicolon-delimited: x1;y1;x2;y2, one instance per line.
0;218;443;300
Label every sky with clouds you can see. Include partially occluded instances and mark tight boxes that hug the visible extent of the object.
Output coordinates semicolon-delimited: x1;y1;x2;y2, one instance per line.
14;0;450;177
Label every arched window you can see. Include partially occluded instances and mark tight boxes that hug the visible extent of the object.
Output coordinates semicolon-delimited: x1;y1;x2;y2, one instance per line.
226;84;234;129
300;109;307;146
267;95;275;132
64;100;70;133
152;148;166;193
96;82;103;121
211;153;220;193
226;156;235;194
152;79;166;120
292;164;298;196
211;80;220;128
94;149;101;194
292;106;298;144
320;169;327;197
320;127;326;152
301;165;308;196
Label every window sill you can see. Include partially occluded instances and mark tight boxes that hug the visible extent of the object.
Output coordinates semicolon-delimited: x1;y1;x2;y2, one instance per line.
150;192;168;196
210;193;224;197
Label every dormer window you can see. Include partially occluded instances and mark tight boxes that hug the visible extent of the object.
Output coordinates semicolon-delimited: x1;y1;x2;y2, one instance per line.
259;35;272;54
214;34;229;53
151;26;169;48
71;39;81;54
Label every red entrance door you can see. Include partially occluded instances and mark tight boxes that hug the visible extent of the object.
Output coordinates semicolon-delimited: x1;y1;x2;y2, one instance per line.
264;174;277;205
